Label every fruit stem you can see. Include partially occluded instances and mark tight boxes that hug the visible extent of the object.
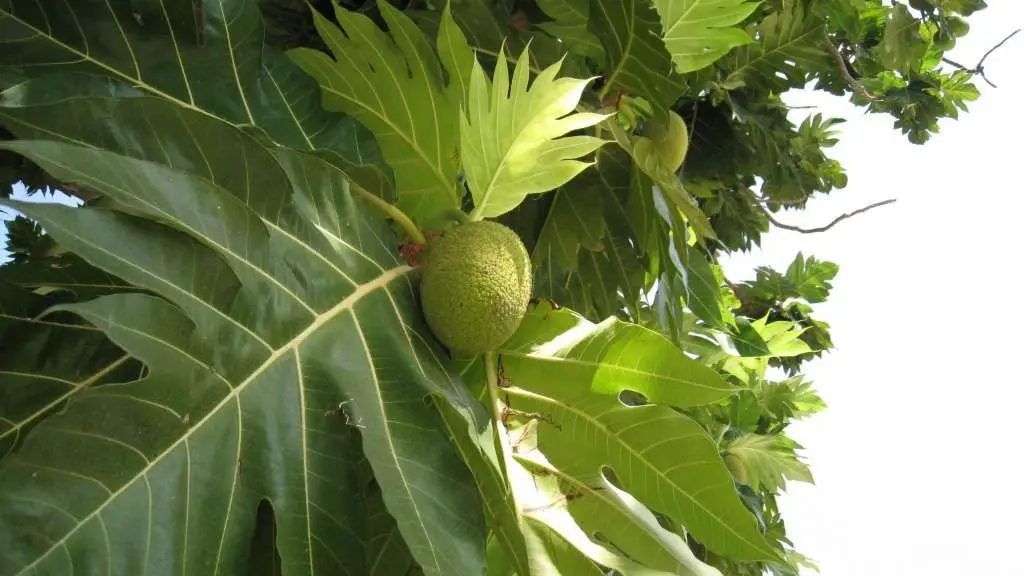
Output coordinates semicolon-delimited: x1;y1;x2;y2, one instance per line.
484;352;524;524
348;179;427;245
441;209;471;225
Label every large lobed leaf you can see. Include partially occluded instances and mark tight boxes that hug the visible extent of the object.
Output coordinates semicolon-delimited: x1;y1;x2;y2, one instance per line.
462;45;608;220
589;0;686;111
535;0;608;66
495;303;779;564
0;97;486;575
289;2;465;226
652;0;760;74
721;1;830;93
0;0;388;181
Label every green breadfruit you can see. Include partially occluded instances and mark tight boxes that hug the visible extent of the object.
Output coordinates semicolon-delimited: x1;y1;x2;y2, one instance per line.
419;220;533;355
640;109;689;173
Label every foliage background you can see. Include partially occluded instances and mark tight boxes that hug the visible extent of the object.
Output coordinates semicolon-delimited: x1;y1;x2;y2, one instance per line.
0;0;1021;574
713;3;1023;572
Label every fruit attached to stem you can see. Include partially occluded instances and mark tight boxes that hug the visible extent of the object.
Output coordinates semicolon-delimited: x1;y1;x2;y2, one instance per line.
641;109;689;173
419;220;533;355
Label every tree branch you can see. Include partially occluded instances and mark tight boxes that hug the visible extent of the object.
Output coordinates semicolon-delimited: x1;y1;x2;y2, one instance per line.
760;198;898;234
942;28;1020;88
824;34;875;100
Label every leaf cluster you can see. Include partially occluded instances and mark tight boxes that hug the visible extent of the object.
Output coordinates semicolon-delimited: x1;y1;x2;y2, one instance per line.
0;0;997;575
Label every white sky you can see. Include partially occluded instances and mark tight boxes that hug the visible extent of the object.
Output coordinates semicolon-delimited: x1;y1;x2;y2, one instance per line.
2;4;1022;574
719;4;1024;574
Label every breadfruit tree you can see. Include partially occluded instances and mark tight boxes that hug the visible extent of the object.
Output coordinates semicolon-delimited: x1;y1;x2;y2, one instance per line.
0;0;1002;575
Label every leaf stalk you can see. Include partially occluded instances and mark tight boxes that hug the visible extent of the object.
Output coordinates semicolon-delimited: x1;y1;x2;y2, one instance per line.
348;179;427;245
485;352;524;526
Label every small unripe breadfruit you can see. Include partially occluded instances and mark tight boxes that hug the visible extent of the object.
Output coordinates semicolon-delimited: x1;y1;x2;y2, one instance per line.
641;109;689;173
419;220;533;355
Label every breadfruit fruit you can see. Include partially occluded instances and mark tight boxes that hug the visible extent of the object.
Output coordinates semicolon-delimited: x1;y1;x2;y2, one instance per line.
641;109;689;173
419;220;533;355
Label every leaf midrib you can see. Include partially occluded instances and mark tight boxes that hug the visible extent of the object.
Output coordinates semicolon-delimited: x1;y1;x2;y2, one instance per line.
592;0;636;96
0;355;131;447
0;7;245;130
516;453;694;571
504;385;773;559
500;350;732;394
318;84;455;208
13;264;415;575
725;22;825;86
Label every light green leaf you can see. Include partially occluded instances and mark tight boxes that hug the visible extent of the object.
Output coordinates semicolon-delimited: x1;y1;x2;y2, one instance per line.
652;0;760;74
785;252;839;303
0;119;486;575
438;2;477;108
723;433;814;492
516;450;725;575
289;2;462;225
520;516;607;575
589;0;686;111
535;0;607;66
502;382;778;562
502;301;735;407
462;45;608;220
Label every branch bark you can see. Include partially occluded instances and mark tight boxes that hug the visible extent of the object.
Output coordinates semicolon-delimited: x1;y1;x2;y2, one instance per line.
824;34;875;100
758;198;898;234
941;28;1020;88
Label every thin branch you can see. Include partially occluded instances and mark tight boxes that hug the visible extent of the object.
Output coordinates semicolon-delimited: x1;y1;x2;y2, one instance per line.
942;28;1020;88
824;33;875;100
759;198;898;234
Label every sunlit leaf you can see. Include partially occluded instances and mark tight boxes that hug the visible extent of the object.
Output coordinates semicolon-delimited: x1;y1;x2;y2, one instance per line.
502;380;778;562
652;0;759;74
723;433;814;493
516;449;725;575
289;2;462;225
462;45;608;219
502;302;736;408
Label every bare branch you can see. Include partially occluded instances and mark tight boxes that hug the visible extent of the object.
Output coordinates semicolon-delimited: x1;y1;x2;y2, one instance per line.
760;198;898;234
824;33;875;100
942;28;1020;88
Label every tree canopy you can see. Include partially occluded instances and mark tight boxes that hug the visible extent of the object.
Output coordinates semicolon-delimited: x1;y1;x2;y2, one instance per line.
0;1;1005;575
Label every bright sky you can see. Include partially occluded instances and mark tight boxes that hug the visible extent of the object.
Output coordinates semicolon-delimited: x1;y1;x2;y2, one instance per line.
719;4;1024;574
2;5;1022;574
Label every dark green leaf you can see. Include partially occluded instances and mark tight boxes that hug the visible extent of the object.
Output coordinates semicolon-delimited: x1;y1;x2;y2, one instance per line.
589;0;686;111
535;0;607;66
0;0;388;176
0;120;486;575
880;3;929;73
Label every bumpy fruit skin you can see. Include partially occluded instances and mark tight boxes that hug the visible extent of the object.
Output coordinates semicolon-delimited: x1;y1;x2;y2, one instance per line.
419;220;533;355
641;109;689;173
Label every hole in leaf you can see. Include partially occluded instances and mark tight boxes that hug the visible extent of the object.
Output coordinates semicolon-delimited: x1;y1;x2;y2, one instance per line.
617;389;648;406
600;465;623;490
245;499;283;574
